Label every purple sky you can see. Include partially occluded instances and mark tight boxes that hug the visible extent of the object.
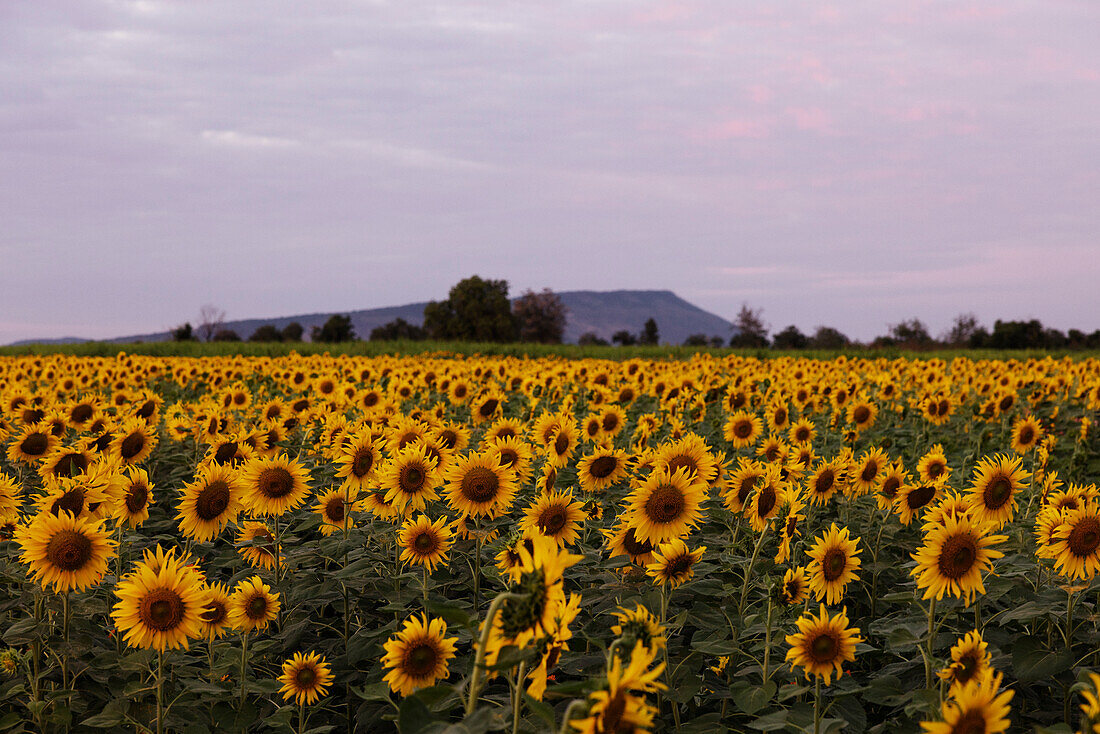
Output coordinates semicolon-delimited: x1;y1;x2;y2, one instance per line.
2;1;1098;344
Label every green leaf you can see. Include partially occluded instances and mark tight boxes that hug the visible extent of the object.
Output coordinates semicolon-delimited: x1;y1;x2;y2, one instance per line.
397;695;436;734
484;645;536;672
3;616;42;645
0;712;23;730
425;601;472;629
523;693;556;728
733;680;776;715
747;708;788;731
1013;635;1073;682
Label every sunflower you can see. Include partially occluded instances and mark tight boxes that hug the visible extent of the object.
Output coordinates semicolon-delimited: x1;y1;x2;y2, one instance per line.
624;467;706;545
112;548;209;650
471;391;505;425
381;444;440;514
177;464;245;542
1010;415;1043;454
896;483;941;526
382;614;458;696
654;434;719;484
1046;503;1100;579
747;467;787;533
848;448;889;497
919;671;1013;734
442;452;516;518
805;523;862;605
875;461;907;512
966;454;1030;529
571;642;665;734
610;604;666;654
780;566;809;606
228;576;280;632
496;536;582;648
724;411;763;449
917;445;951;486
38;446;93;482
937;631;992;695
846;400;877;430
15;511;115;592
399;515;452;572
486;435;534;484
198;582;233;640
911;514;1006;606
116;467;154;529
109;418;158;466
577;448;631;493
278;651;334;706
784;604;862;685
7;425;58;465
240;454;312;517
0;474;19;517
235;521;281;570
313;487;360;536
484;417;522;444
757;437;788;465
36;476;110;520
603;521;656;566
766;402;791;434
546;423;579;468
924;491;972;530
520;489;586;546
598;405;627;438
775;494;807;564
646;539;706;589
526;593;581;700
333;433;381;491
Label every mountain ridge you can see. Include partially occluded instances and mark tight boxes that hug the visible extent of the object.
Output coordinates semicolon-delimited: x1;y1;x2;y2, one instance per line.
10;290;734;346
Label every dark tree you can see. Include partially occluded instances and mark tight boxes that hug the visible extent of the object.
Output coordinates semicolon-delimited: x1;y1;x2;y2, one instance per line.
370;318;427;341
513;289;567;343
987;319;1046;349
311;314;356;343
640;318;660;346
197;305;226;342
171;322;197;341
612;330;638;346
772;325;809;350
682;334;709;347
578;332;609;346
249;325;283;342
729;303;769;348
281;322;304;342
709;336;725;348
942;313;981;347
875;319;934;349
808;326;850;350
212;329;241;342
423;276;518;342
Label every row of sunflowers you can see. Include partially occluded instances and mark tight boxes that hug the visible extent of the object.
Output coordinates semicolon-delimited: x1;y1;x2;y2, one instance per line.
0;352;1099;733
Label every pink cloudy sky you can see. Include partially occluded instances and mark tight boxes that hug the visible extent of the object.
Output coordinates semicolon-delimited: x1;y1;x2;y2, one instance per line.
2;0;1098;343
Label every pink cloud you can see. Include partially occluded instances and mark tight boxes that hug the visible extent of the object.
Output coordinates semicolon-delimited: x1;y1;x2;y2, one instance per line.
748;84;773;104
787;106;832;132
697;117;772;140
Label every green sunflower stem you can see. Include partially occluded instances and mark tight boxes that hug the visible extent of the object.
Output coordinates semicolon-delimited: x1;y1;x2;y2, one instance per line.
298;700;305;734
466;592;524;716
813;677;822;734
239;631;250;711
762;597;774;684
738;526;769;618
422;565;430;610
1064;588;1076;649
61;590;70;692
156;648;165;734
924;597;937;689
473;525;483;614
557;699;587;734
512;660;527;734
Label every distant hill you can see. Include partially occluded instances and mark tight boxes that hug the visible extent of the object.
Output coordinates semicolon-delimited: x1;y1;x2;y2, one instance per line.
10;290;733;347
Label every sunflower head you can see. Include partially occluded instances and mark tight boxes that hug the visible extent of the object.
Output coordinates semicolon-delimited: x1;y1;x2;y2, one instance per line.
278;651;334;705
382;614;458;696
784;604;862;685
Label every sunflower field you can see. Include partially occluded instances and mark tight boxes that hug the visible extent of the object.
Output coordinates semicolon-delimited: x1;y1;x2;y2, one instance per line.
1;352;1100;734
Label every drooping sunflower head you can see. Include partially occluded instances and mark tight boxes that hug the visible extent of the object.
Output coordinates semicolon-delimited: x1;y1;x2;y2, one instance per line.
747;466;787;533
382;614;458;697
278;651;334;706
610;604;666;654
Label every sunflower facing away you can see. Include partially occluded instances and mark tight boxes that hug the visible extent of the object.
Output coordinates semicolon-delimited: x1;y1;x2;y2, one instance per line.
240;454;312;517
278;651;334;705
16;511;116;593
805;523;862;605
382;614;458;696
624;467;707;545
910;514;1006;606
785;604;862;685
112;546;209;650
398;515;453;573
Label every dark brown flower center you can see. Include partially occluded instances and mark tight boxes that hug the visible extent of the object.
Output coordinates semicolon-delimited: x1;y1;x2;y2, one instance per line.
404;643;439;677
756;486;777;518
589;456;618;479
53;453;88;479
860;461;879;483
951;710;987;734
983;475;1013;509
881;476;901;499
325;495;345;523
853;406;871;424
1068;518;1100;557
352;448;374;477
937;534;978;579
1018;427;1035;445
665;553;694;580
554;432;570;455
538;505;568;535
413;531;438;554
438;430;458;449
51;489;86;517
461;466;499;503
814;469;835;495
246;594;269;620
822;548;847;581
926;460;944;479
213;442;238;465
906;485;936;510
196;480;231;520
139;588;184;631
622;527;653;556
201;599;227;625
478;399;499;418
119;432;146;460
70;404;93;423
295;666;317;687
125;483;149;514
46;529;93;571
809;632;838;663
646;485;685;524
257;467;295;498
20;432;49;456
733;420;752;439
